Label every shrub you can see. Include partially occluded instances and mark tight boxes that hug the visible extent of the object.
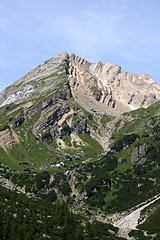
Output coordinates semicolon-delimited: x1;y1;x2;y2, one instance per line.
41;132;53;145
59;182;71;196
0;124;10;131
111;134;139;152
46;189;57;202
100;152;118;172
152;124;160;134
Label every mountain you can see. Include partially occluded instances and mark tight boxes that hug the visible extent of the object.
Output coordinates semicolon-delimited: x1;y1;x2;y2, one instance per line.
1;52;160;114
1;52;160;240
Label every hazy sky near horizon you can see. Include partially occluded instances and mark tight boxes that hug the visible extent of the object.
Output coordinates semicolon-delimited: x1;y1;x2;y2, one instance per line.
0;0;160;92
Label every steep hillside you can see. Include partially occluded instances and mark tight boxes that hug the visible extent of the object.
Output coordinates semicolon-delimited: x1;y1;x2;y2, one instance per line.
1;53;160;240
0;52;160;114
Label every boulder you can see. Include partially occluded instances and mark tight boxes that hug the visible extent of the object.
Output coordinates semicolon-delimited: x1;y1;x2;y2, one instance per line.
131;143;148;164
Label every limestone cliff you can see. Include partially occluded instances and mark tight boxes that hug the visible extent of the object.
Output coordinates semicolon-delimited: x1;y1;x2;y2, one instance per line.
0;52;160;116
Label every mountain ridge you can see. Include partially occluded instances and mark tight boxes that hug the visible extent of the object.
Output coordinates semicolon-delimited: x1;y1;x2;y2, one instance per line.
1;52;160;115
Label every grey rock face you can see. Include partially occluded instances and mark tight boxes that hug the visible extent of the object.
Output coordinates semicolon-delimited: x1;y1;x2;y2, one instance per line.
0;84;34;107
71;118;90;134
131;143;148;164
14;116;25;128
0;52;160;116
0;52;69;107
67;53;160;115
41;133;53;145
44;114;90;143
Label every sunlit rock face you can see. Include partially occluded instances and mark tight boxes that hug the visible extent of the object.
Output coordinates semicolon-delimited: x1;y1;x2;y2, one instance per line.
68;53;160;115
0;52;160;115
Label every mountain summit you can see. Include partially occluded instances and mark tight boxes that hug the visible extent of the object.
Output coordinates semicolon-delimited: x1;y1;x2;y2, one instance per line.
0;52;160;115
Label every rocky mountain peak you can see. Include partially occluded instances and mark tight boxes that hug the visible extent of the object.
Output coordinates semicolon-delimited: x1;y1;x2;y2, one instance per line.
0;52;160;116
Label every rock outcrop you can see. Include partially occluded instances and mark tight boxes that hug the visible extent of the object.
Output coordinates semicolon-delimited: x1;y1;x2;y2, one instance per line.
0;52;160;116
0;52;69;107
68;54;160;115
131;143;148;164
0;129;19;151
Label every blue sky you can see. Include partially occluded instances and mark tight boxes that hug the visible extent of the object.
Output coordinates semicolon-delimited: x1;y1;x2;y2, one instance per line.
0;0;160;92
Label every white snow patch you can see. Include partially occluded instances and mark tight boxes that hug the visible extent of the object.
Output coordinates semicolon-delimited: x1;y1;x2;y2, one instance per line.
141;77;155;84
96;74;107;86
103;80;107;86
127;104;137;110
0;84;34;107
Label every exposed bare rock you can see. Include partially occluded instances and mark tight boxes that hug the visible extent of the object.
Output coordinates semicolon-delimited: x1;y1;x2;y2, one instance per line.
113;194;160;240
131;143;148;164
0;129;19;151
0;52;69;107
0;52;160;116
68;53;160;115
0;52;160;154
